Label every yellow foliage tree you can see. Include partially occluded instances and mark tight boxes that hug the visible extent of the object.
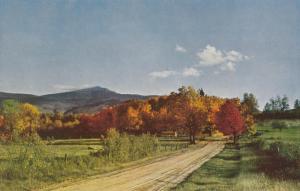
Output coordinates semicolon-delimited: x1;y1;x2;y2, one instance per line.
171;86;209;144
126;106;143;131
53;120;63;128
245;115;256;135
18;103;41;135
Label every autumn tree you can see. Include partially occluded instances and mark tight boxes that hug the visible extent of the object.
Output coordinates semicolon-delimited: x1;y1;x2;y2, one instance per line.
216;100;245;144
18;103;41;135
62;114;80;128
152;107;179;134
40;113;53;129
0;115;4;129
78;107;116;137
144;97;177;134
171;86;208;144
51;110;64;129
114;100;147;134
205;96;224;136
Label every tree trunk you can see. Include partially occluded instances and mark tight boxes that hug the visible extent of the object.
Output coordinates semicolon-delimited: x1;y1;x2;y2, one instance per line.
189;126;193;144
190;127;196;144
233;133;237;144
208;126;212;136
191;135;196;144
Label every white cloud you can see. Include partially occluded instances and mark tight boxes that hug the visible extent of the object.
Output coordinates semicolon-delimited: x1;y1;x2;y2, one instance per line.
149;70;177;79
196;44;249;72
182;67;201;77
220;62;236;72
175;44;187;53
225;50;248;62
197;45;225;66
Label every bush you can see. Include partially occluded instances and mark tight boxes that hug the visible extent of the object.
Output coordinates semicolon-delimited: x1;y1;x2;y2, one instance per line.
271;121;288;131
0;141;49;180
251;138;267;150
252;139;300;163
102;129;160;162
269;142;300;161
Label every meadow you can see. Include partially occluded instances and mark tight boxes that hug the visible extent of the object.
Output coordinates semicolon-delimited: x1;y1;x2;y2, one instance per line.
173;120;300;191
0;133;191;191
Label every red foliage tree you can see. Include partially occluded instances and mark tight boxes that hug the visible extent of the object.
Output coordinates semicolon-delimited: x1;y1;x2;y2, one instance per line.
215;100;245;144
79;107;116;136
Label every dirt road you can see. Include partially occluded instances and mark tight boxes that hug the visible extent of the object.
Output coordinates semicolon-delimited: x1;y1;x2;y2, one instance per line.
48;142;224;191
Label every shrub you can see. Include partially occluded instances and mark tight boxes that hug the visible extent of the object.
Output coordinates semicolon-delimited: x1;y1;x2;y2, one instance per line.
252;139;300;163
102;129;160;162
271;121;288;131
269;142;300;161
251;138;267;150
0;141;49;181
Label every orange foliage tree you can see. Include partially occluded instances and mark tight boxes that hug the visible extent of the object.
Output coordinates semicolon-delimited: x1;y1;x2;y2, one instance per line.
168;86;208;144
0;115;4;129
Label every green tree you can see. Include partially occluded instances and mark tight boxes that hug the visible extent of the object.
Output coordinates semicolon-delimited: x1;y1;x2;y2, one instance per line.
281;95;289;111
198;88;205;96
264;95;290;112
241;93;259;114
294;99;300;110
0;99;21;133
264;103;272;112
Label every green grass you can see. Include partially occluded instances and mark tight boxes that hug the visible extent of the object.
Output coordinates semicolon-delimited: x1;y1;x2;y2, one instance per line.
0;136;191;191
256;120;300;144
174;144;241;191
173;120;300;191
0;139;103;159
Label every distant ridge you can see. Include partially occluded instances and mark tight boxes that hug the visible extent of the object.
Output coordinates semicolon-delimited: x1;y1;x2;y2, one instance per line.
0;86;150;113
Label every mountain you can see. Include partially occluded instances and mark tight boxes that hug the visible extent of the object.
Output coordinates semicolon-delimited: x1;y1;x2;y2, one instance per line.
0;86;150;113
0;92;37;102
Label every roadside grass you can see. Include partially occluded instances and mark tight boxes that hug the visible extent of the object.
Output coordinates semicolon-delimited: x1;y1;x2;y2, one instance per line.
0;135;193;191
174;144;241;191
173;120;300;191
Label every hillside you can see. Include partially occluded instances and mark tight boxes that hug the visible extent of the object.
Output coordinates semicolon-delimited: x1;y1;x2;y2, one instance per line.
0;86;149;113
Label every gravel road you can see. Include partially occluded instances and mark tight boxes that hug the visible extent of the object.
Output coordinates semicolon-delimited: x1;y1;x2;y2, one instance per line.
48;141;224;191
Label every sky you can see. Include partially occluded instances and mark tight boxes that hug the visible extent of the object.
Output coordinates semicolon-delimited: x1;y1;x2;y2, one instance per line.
0;0;299;108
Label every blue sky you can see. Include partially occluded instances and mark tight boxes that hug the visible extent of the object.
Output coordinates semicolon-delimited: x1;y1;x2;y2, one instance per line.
0;0;299;108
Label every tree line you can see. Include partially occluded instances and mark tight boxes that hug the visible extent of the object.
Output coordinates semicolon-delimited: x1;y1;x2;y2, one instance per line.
256;95;300;120
0;86;256;143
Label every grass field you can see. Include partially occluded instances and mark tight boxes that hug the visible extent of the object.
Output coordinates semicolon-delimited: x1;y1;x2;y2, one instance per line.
173;120;300;191
0;136;191;191
256;120;300;144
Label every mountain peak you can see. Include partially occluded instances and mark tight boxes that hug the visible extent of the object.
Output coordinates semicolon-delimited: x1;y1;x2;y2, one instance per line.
75;86;115;93
0;86;149;113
